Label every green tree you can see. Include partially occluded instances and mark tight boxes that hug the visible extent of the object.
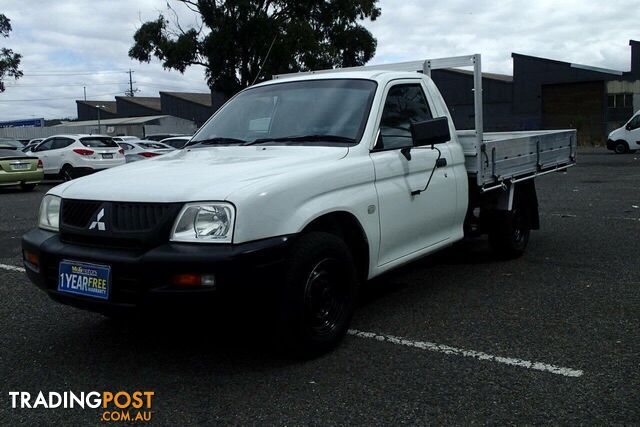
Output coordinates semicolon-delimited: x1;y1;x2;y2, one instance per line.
0;14;22;93
129;0;380;96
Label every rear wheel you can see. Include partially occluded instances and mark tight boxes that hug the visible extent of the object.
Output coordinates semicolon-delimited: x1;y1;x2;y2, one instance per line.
278;232;357;357
488;191;531;259
61;165;74;181
614;140;629;154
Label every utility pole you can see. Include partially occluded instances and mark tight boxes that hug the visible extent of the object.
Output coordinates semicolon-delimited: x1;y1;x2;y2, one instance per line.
125;69;139;97
83;86;86;101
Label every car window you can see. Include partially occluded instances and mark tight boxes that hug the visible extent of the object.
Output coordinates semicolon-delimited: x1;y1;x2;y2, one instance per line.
628;115;640;130
378;84;433;150
37;138;54;151
80;137;118;147
139;142;168;149
51;137;74;150
119;143;134;150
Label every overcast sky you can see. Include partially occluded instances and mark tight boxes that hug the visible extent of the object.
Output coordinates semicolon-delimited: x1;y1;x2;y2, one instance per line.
1;0;638;120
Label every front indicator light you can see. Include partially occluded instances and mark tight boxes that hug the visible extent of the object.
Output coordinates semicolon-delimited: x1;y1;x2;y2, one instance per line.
172;274;216;288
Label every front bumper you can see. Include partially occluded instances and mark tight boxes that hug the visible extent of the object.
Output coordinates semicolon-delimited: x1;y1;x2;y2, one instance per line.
606;139;615;150
21;228;293;314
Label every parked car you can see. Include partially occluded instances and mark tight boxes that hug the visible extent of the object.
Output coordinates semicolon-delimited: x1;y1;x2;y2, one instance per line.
0;149;44;191
160;136;191;149
112;136;140;143
145;133;189;142
116;140;175;162
22;141;42;153
0;138;24;150
22;54;576;355
28;134;125;181
607;110;640;153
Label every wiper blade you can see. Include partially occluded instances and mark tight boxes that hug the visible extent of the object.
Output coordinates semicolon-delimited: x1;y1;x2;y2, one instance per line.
244;134;356;146
186;137;247;147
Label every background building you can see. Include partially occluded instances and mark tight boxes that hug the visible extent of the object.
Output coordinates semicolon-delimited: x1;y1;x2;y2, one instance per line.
433;40;640;145
75;101;118;121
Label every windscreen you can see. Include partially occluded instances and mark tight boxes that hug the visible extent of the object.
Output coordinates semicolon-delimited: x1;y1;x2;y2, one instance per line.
163;138;188;148
191;79;377;146
80;137;118;148
0;139;23;149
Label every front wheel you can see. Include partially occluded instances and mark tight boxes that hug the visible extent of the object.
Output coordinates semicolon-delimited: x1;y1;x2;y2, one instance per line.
614;141;629;154
278;232;357;357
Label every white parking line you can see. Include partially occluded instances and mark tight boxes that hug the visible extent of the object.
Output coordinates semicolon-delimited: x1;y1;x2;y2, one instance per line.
0;264;25;273
0;263;585;378
348;329;583;378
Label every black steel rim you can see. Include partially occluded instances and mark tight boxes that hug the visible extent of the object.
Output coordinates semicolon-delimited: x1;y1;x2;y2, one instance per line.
303;258;348;336
512;209;524;244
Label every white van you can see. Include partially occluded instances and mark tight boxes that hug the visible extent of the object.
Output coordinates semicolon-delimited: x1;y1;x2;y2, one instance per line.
607;111;640;153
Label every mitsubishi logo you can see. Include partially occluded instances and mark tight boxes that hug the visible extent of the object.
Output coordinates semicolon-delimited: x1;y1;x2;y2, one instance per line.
89;208;106;231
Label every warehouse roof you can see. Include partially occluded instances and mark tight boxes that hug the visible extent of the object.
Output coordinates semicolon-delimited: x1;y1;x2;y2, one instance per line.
76;100;117;114
115;96;162;111
160;91;212;107
441;68;513;82
56;115;171;127
512;53;624;76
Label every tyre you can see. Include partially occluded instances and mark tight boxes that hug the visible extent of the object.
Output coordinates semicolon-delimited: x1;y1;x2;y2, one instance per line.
278;232;357;357
488;192;531;259
614;140;629;154
20;183;37;191
61;165;74;181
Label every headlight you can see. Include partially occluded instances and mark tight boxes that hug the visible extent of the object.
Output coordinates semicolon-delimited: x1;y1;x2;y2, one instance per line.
170;202;235;243
38;195;61;232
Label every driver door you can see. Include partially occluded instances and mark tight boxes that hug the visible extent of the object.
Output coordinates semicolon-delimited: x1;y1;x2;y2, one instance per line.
371;81;457;266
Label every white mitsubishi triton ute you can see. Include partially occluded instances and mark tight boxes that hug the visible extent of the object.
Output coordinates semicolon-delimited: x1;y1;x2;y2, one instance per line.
22;55;576;354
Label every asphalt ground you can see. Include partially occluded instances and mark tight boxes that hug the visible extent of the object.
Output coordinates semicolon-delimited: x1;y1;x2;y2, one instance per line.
0;148;638;424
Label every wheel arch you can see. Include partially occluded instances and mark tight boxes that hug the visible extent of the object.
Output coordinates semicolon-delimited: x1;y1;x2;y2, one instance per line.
301;211;370;283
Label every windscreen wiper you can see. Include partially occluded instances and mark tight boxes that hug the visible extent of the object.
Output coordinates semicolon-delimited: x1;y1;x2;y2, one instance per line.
243;134;356;146
186;137;247;147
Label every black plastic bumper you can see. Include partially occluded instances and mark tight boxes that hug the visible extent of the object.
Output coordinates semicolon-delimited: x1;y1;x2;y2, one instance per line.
21;228;293;314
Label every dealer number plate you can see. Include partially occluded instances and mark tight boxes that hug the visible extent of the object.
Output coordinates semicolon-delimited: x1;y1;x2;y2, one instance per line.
10;163;30;170
58;260;111;300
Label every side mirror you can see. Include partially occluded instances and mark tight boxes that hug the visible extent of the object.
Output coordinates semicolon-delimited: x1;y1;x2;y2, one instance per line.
625;123;632;131
410;117;451;147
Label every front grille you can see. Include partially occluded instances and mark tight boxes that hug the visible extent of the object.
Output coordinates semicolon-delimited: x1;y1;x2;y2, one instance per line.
111;202;174;232
61;200;102;228
60;199;182;249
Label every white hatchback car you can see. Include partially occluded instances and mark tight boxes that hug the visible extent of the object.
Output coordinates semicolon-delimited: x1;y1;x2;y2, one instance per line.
111;136;140;143
116;140;175;163
29;134;126;181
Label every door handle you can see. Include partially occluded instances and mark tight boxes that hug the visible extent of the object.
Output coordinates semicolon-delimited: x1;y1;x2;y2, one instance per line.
436;158;447;168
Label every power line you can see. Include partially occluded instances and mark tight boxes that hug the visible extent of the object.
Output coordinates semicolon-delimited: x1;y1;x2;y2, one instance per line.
5;82;126;88
0;92;123;102
21;71;129;77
